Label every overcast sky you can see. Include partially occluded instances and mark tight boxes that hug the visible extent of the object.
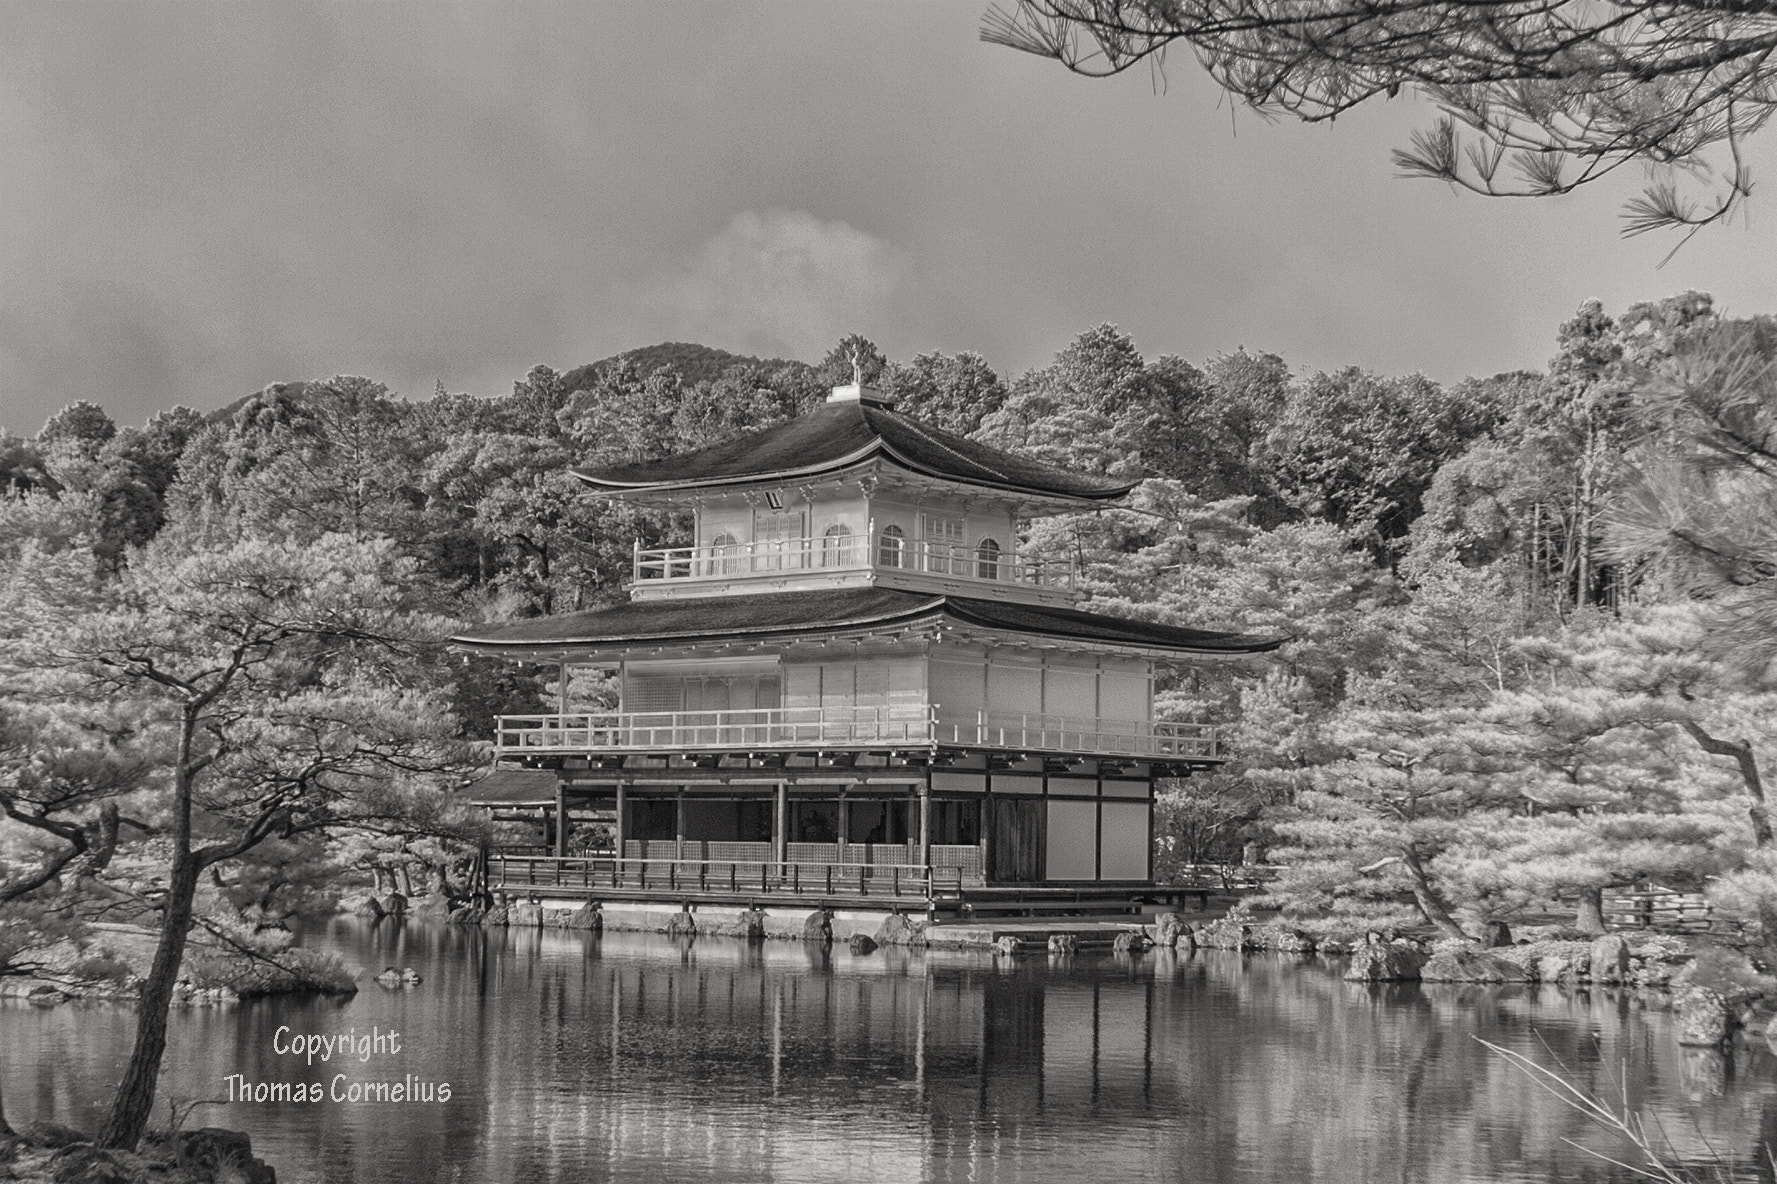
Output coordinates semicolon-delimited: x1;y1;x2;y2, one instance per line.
4;2;1775;435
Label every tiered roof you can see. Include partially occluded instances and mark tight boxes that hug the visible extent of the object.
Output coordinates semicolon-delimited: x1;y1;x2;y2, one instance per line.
573;399;1137;504
451;587;1280;659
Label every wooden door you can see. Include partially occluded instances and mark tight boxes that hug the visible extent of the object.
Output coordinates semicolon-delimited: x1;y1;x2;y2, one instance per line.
988;797;1044;884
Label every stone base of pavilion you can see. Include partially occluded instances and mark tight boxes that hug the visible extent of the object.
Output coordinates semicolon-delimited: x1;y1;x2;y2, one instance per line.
497;892;1198;950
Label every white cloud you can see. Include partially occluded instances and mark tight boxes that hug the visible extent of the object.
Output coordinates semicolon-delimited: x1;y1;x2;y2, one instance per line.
624;210;913;362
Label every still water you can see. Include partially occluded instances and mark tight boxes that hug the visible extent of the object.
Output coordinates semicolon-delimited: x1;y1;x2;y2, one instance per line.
6;919;1777;1183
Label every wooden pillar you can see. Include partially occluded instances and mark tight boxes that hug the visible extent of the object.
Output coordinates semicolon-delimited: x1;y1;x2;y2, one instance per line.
554;782;568;858
918;782;931;870
979;793;993;884
557;660;569;715
774;782;788;868
675;789;686;861
837;794;849;862
614;782;627;863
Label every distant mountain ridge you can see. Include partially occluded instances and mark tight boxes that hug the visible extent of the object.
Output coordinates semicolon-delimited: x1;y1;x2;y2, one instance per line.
561;342;810;391
219;343;814;415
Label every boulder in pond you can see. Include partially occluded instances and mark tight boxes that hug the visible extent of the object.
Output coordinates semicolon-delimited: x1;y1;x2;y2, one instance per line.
1344;938;1425;982
162;1128;277;1184
874;913;923;947
801;910;832;943
1048;933;1078;955
1195;917;1254;951
665;911;696;937
1113;930;1151;954
345;894;384;920
848;933;878;955
563;902;602;931
992;936;1023;956
1268;928;1318;954
1676;984;1734;1046
1153;912;1185;948
1588;935;1632;982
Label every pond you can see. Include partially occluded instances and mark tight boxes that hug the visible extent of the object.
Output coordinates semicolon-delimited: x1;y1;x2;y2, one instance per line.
6;919;1777;1183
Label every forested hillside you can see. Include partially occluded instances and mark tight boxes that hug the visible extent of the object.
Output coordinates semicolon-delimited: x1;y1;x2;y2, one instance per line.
5;293;1777;953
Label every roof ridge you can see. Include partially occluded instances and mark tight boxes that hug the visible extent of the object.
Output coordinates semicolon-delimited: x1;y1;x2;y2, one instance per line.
870;406;1014;484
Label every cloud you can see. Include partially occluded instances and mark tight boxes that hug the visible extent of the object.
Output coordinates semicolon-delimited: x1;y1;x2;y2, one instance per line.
623;210;914;362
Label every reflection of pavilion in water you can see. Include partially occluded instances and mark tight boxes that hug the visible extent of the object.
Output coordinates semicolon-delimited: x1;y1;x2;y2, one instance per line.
468;931;1178;1179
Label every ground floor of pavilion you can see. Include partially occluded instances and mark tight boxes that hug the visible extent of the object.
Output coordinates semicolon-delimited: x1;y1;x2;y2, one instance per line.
471;754;1171;908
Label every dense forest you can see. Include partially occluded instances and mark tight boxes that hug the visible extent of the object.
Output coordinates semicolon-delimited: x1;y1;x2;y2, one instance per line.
4;291;1777;1138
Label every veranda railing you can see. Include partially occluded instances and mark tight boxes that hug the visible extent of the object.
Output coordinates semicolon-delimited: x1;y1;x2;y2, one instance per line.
633;532;1075;589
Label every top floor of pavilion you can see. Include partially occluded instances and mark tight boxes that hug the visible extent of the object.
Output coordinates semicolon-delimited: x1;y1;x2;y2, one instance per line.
589;380;1136;607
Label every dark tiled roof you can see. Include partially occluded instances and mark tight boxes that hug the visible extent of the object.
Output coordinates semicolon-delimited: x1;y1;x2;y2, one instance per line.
452;587;1282;656
573;402;1137;501
944;597;1284;653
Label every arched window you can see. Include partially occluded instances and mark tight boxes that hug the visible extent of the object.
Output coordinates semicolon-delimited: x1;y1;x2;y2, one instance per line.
878;525;905;568
976;538;1001;581
710;532;741;575
822;524;854;567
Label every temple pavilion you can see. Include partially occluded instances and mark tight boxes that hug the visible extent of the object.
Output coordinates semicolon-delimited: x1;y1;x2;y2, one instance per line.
453;377;1279;918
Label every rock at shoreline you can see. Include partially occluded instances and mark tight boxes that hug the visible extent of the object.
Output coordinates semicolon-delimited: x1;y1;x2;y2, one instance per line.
480;903;510;927
561;903;602;931
992;936;1022;956
1113;931;1151;954
381;892;407;918
874;913;923;947
1269;929;1318;954
345;894;385;920
848;933;878;955
167;1128;277;1184
507;901;544;928
1344;939;1425;982
1676;984;1734;1046
1195;917;1255;951
1048;933;1078;955
664;911;696;938
1589;935;1632;983
1153;912;1185;949
801;911;832;944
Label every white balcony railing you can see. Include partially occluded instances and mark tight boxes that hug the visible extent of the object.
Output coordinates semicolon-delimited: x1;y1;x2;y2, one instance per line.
632;532;1075;590
494;707;1221;761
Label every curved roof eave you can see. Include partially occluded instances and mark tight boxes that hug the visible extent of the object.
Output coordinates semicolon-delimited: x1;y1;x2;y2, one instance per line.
449;587;1283;658
572;443;1139;503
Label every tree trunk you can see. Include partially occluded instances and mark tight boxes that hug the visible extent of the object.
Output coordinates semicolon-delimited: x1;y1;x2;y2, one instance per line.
1678;719;1774;846
1674;718;1777;950
1574;886;1607;934
395;863;414;897
96;853;201;1150
0;1062;14;1139
1401;847;1467;940
1575;435;1596;608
